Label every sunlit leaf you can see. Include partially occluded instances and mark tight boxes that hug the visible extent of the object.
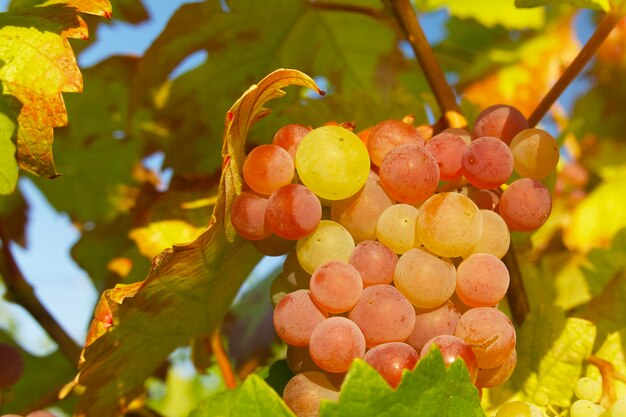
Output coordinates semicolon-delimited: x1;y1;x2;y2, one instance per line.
0;106;17;194
9;0;112;17
586;329;626;398
515;0;610;11
129;220;204;259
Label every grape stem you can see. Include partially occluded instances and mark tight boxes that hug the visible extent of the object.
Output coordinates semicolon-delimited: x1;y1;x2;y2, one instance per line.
503;243;530;326
0;225;81;364
528;11;623;127
587;355;626;408
210;326;238;389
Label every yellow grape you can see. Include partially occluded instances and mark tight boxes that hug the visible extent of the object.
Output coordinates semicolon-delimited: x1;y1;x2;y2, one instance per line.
376;204;420;254
297;220;355;274
509;128;559;180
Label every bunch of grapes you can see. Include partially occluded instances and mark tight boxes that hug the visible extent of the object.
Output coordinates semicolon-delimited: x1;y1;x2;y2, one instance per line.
230;104;559;416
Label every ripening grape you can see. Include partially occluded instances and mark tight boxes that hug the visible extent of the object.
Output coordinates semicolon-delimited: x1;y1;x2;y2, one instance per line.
309;261;363;313
455;253;510;307
441;127;472;144
462;185;500;211
379;144;439;204
376;204;420;254
265;184;322;240
421;335;478;382
461;136;514;189
473;104;529;145
270;251;310;305
405;302;461;352
394;248;457;309
0;342;24;389
454;307;516;369
363;342;419;388
287;345;320;374
532;391;550;407
495;401;543;417
425;132;467;181
570;400;600;417
273;289;327;346
609;397;626;417
272;123;313;160
367;119;425;167
574;377;602;402
296;126;370;200
283;371;339;417
296;220;355;274
230;192;271;240
243;144;294;195
416;192;483;258
349;285;416;347
349;240;398;287
509;128;560;180
498;178;551;232
309;317;366;373
462;210;510;259
475;348;517;388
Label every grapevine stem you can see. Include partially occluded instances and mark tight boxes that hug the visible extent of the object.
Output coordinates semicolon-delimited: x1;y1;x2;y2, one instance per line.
0;225;81;364
210;327;238;389
385;0;466;128
587;355;618;407
528;11;623;127
503;243;530;326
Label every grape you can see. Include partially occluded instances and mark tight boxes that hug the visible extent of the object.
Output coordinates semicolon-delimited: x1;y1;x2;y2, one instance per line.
230;192;271;240
363;342;419;388
349;240;398;287
462;185;500;210
574;377;602;402
0;342;24;389
356;126;372;147
462;210;510;259
510;128;560;180
367;119;425;167
379;144;439;204
456;253;510;307
473;104;529;145
273;289;327;346
394;248;456;309
609;397;626;417
570;400;600;417
425;132;467;181
309;317;366;373
272;123;313;160
376;204;420;254
296;126;370;200
349;285;416;347
461;136;514;189
309;261;363;314
331;171;394;242
265;184;321;240
243;144;294;195
532;391;550;407
405;301;461;352
498;178;551;232
296;220;355;274
475;348;517;388
495;401;543;417
454;307;516;369
441;127;472;144
421;335;478;382
416;192;483;258
252;233;296;256
287;345;320;374
270;251;310;305
283;371;339;417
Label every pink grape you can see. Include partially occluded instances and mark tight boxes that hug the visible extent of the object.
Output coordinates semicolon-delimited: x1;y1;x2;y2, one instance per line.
441;127;472;144
462;185;500;210
230;192;271;240
473;104;529;145
456;253;510;307
265;184;322;240
272;123;313;160
309;261;363;314
243;144;294;195
379;144;439;204
270;251;310;305
461;136;514;189
475;348;517;388
349;240;398;287
283;371;339;417
425;132;467;181
0;343;24;389
363;342;419;388
309;317;366;373
498;178;552;232
405;301;461;352
273;289;327;346
367;119;425;167
421;335;478;382
287;345;320;374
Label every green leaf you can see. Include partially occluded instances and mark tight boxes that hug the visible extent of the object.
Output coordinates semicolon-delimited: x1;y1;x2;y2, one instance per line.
0;104;17;195
581;228;626;297
188;374;295;417
515;0;610;11
72;69;322;417
321;351;485;417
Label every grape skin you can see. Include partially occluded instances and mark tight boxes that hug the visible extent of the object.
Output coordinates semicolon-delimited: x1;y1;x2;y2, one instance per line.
309;261;363;314
473;104;529;145
455;253;510;307
421;335;478;382
309;317;366;373
0;342;24;389
243;144;294;195
349;240;398;287
363;342;419;388
461;136;514;190
367;119;425;167
272;123;313;160
495;401;543;417
462;210;510;259
283;371;339;417
376;204;420;255
405;302;461;353
475;348;517;388
296;220;355;274
498;178;551;232
574;377;602;402
425;132;467;181
273;290;327;346
509;128;559;180
570;399;600;417
265;184;322;240
230;192;271;240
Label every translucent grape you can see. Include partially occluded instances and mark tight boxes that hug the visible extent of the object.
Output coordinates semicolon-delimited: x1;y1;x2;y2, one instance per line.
461;136;514;189
462;185;500;211
0;343;24;389
416;192;483;258
574;377;602;402
394;248;456;309
532;391;550;407
349;240;398;287
376;204;420;254
309;317;366;373
463;210;510;259
349;285;416;348
296;126;370;200
367;119;425;167
297;220;355;274
441;127;472;144
609;397;626;417
421;335;478;382
273;289;327;346
473;104;529;145
283;371;339;417
230;192;271;240
456;253;510;307
498;178;551;232
243;144;294;195
406;301;461;352
331;172;394;242
379;144;439;204
454;307;516;369
287;345;320;374
425;132;467;181
495;401;543;417
265;184;322;240
270;251;310;305
363;342;419;388
570;400;600;417
475;348;517;388
272;123;313;160
309;261;363;314
510;128;560;180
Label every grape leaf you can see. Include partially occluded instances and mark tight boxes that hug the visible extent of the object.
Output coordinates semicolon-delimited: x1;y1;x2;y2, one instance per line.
515;0;610;11
580;228;626;297
71;69;322;417
188;374;295;417
321;351;485;417
129;220;204;259
9;0;112;17
586;329;626;399
0;104;18;195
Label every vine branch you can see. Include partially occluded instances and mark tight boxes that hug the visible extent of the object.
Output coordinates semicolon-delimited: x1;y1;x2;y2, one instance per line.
503;243;530;326
210;327;237;389
528;11;623;127
0;224;81;364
